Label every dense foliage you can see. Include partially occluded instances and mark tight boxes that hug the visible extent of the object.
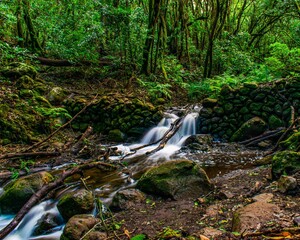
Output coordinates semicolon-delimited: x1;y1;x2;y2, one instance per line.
1;0;300;99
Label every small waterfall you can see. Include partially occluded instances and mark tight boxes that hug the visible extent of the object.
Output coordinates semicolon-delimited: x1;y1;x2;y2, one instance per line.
131;110;199;160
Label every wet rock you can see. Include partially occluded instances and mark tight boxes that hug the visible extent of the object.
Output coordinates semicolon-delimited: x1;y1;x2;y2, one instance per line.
57;189;95;221
0;172;54;214
272;151;300;179
60;214;104;240
33;212;64;236
47;87;66;105
277;175;297;193
137;159;213;200
107;129;126;142
184;134;213;146
230;117;267;142
0;62;37;79
232;201;280;234
110;189;146;211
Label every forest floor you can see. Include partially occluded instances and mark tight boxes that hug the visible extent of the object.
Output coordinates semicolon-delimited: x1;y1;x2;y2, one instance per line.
0;67;299;239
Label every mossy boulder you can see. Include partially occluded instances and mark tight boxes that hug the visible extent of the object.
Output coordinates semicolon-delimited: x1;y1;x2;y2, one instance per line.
136;159;213;199
57;189;95;221
202;98;218;108
272;151;300;179
60;214;105;240
0;62;37;79
230;117;267;142
107;129;126;142
0;172;54;214
268;115;284;130
47;87;66;105
16;75;35;89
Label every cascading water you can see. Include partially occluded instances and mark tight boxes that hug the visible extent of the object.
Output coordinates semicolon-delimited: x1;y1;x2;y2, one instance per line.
0;200;63;240
0;108;199;240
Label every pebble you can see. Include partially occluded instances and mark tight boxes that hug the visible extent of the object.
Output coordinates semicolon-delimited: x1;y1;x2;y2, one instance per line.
293;216;300;226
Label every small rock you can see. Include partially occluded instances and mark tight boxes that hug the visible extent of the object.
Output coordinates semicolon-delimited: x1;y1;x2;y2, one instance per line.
252;193;273;203
110;189;146;211
277;175;297;193
293;216;300;226
200;227;223;239
217;190;234;199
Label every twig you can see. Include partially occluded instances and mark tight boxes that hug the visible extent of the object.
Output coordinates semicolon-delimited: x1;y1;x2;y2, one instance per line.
24;94;98;152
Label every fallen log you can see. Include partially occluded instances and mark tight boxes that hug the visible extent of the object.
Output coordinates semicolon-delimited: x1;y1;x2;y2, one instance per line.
36;57;111;67
0;151;60;160
0;161;116;239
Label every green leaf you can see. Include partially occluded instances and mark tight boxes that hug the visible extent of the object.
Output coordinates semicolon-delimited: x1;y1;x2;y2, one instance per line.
130;234;147;240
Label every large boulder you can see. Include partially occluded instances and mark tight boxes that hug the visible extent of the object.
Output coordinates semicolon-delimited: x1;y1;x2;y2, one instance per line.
230;117;267;142
0;172;54;214
57;189;95;221
272;151;300;179
60;214;106;240
183;134;213;152
232;194;280;234
136;159;213;199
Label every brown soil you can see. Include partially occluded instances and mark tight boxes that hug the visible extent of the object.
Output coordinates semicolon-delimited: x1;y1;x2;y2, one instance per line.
112;165;300;239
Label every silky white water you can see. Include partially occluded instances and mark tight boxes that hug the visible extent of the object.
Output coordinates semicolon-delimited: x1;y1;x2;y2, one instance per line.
0;200;63;240
115;111;199;161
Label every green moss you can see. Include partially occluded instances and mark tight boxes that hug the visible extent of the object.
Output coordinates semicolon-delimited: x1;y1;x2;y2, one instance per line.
231;117;267;142
280;132;300;151
0;172;53;214
272;151;300;179
268;115;284;130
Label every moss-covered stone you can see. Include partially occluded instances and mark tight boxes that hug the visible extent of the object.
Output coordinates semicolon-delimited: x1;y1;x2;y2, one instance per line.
202;98;218;108
136;159;213;199
230;117;267;142
268;115;284;130
0;172;54;214
16;75;35;89
280;132;300;151
0;62;37;79
220;85;234;96
272;151;300;179
47;87;66;105
57;189;94;221
108;129;126;142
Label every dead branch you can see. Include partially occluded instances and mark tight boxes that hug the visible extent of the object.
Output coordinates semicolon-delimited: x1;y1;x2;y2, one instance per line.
0;167;51;181
71;126;93;155
0;151;60;160
0;161;116;239
268;117;300;155
36;57;111;67
24;94;98;152
239;128;285;146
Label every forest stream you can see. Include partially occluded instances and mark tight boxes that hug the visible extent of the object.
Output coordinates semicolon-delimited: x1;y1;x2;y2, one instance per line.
0;107;281;240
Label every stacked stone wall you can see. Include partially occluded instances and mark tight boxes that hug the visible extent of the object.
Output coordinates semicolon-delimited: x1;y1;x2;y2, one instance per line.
199;78;300;141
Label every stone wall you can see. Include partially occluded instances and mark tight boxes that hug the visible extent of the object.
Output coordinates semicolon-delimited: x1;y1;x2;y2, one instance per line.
64;93;162;139
199;78;300;141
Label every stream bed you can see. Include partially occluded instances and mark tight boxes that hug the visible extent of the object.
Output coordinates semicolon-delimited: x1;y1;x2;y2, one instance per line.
0;109;266;239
